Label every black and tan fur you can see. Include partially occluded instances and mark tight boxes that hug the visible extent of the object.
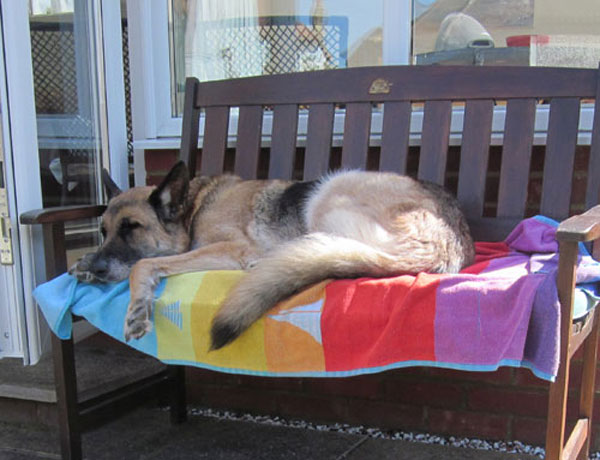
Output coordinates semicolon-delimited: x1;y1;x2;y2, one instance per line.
71;161;475;349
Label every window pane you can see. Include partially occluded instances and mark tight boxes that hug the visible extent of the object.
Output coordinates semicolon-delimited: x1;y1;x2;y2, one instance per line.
413;0;600;67
29;1;104;252
169;0;384;116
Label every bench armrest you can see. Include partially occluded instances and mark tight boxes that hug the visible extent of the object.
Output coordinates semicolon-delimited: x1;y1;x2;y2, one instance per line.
556;205;600;243
20;205;106;278
20;205;106;225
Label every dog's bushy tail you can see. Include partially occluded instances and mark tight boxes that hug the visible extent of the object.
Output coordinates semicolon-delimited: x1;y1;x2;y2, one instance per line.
210;233;437;350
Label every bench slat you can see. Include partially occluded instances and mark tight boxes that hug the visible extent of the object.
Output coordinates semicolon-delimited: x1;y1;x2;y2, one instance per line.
269;104;299;180
418;100;451;184
195;66;598;107
304;103;334;180
380;101;411;174
180;78;201;177
540;98;581;218
457;99;494;218
497;98;536;217
586;69;600;209
201;106;229;176
234;105;263;179
341;102;372;170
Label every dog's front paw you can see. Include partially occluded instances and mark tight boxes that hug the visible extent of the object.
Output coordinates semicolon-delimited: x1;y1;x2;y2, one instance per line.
124;297;154;341
68;253;98;283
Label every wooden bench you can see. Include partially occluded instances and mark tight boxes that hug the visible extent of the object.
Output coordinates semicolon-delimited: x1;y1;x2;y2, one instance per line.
21;64;600;460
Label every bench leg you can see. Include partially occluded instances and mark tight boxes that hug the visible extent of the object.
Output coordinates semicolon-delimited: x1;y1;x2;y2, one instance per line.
546;352;571;460
546;241;576;460
168;365;187;424
546;314;600;460
577;313;600;460
51;334;82;460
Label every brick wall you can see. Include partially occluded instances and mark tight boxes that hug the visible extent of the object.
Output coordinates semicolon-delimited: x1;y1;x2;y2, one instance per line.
182;345;600;449
144;144;592;216
182;355;600;449
144;145;597;449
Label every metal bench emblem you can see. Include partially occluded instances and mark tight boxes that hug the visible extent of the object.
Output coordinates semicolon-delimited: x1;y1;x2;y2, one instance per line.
369;78;392;94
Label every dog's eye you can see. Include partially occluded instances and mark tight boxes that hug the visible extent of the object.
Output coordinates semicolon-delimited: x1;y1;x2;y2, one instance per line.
121;220;141;231
118;220;142;238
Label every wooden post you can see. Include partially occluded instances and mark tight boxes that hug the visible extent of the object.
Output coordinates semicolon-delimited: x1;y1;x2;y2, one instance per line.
168;366;187;424
51;334;82;460
546;241;578;460
44;222;82;460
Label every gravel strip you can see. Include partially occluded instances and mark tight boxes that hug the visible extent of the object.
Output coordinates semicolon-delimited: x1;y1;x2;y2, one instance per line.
187;407;600;459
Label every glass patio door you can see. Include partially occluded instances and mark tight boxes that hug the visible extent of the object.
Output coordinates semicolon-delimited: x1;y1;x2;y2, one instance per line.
0;0;127;364
31;1;104;209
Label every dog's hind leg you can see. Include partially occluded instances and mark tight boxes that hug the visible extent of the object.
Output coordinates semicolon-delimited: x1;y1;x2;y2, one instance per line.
124;241;256;341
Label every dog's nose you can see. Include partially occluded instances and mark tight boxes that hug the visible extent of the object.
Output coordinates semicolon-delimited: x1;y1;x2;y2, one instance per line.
90;258;109;278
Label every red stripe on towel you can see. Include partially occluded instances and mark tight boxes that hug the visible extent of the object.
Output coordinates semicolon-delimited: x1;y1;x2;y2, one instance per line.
321;274;439;371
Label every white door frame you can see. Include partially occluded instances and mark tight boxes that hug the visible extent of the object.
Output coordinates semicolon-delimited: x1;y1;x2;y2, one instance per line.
99;0;129;190
0;1;46;364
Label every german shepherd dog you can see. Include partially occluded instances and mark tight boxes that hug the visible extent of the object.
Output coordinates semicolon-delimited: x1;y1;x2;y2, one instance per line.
70;161;475;350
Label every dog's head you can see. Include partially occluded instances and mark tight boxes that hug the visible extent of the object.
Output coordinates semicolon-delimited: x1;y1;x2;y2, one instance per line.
71;161;191;283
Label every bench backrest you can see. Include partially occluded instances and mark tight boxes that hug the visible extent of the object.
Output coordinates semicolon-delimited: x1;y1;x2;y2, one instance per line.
179;65;600;241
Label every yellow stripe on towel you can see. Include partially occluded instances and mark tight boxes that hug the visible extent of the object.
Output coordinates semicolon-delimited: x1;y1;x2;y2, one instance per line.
190;271;269;371
155;271;208;362
156;270;327;373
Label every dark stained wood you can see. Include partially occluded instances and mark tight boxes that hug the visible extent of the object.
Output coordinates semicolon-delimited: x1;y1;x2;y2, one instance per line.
341;102;372;170
78;370;170;431
20;205;106;225
269;104;299;180
234;105;263;179
557;204;600;242
201;106;229;176
546;241;578;460
168;366;187;424
577;311;600;458
195;66;598;107
304;103;334;180
457;99;494;218
540;98;581;219
379;102;411;174
496;98;536;217
562;418;588;460
418;100;451;184
180;78;201;178
51;334;81;460
43;223;68;277
42;220;80;460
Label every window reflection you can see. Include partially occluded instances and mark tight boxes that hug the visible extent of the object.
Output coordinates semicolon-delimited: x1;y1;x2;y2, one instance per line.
169;0;384;116
413;0;600;67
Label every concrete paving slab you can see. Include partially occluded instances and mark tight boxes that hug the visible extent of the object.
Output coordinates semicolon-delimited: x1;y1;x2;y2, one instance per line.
142;415;359;460
346;438;539;460
0;405;543;460
0;449;59;460
0;421;60;457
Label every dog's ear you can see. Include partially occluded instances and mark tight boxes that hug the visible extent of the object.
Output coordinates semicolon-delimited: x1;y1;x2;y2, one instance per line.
148;161;189;222
102;169;122;201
